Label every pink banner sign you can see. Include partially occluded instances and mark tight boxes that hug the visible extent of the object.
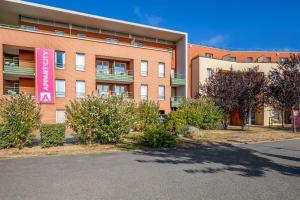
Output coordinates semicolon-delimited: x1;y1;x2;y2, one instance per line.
293;110;300;128
36;48;55;104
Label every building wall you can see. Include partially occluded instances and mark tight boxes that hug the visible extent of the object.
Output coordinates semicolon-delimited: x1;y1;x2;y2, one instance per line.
188;44;297;98
191;56;280;126
0;27;174;123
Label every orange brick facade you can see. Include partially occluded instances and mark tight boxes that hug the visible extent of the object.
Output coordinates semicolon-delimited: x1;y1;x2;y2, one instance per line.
0;28;175;123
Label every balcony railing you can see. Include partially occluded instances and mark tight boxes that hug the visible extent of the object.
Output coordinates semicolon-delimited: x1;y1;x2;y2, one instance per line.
171;73;185;86
171;96;185;108
3;58;35;77
96;70;134;83
4;86;20;95
97;91;134;99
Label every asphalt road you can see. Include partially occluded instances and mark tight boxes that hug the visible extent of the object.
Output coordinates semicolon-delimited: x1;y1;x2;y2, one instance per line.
0;140;299;200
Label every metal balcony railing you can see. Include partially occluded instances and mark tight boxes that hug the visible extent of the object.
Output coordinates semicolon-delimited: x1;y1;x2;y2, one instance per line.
96;70;134;83
3;58;35;77
171;73;185;86
171;96;185;108
97;91;134;99
4;86;20;95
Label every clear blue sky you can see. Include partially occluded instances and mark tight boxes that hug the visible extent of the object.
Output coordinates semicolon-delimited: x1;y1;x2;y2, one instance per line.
27;0;300;51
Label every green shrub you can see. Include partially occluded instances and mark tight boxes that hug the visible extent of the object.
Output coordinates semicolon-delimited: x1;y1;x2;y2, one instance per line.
66;95;135;145
94;95;135;144
0;126;14;149
0;93;41;149
181;99;223;130
40;124;65;148
166;110;186;134
178;125;202;140
140;126;177;148
136;101;160;131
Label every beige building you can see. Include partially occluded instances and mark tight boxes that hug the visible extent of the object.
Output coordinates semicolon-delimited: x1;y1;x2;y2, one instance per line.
191;56;280;126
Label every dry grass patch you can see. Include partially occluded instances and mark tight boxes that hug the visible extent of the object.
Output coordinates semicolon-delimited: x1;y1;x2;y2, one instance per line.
0;134;140;160
200;126;300;144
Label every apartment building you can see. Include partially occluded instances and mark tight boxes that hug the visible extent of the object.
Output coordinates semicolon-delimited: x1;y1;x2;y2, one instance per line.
0;0;187;123
189;44;298;126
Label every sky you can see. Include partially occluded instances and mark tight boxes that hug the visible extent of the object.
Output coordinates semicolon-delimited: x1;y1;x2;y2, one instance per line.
26;0;300;51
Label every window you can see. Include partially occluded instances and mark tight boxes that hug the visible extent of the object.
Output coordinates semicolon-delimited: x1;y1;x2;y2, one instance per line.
21;25;37;32
106;38;119;44
246;57;253;63
114;85;126;95
279;57;288;63
55;51;65;69
77;33;86;39
54;30;64;35
132;42;144;47
230;57;236;62
171;68;175;78
141;60;148;76
56;110;66;124
55;80;65;97
265;57;271;63
97;85;109;96
207;68;212;79
158;86;165;100
114;62;126;75
141;84;148;100
158;63;165;77
257;57;263;63
96;61;109;74
76;53;85;71
76;81;85;97
205;53;213;58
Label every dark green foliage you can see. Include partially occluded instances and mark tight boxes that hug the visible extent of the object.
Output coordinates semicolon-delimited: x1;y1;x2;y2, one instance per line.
140;126;177;148
40;124;65;148
0;126;14;149
0;93;41;149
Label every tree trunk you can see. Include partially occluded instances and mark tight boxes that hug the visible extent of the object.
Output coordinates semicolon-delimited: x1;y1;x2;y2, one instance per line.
281;110;285;128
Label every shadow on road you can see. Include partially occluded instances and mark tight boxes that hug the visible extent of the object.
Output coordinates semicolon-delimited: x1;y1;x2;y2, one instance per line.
134;142;300;177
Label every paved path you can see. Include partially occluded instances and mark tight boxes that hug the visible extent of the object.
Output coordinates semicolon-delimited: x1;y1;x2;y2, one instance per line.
0;140;299;200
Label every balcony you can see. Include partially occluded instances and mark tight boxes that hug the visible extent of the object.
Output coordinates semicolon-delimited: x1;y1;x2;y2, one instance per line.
171;96;185;108
3;58;35;77
97;91;134;99
171;73;185;87
4;86;19;95
96;70;134;83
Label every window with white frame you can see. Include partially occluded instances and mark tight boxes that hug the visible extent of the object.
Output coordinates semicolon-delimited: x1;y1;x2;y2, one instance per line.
54;30;64;35
97;85;109;96
158;63;165;77
77;33;86;39
207;68;213;79
55;51;65;69
56;110;66;124
55;80;65;97
114;85;126;95
141;84;148;100
96;60;109;74
141;60;148;76
114;62;126;75
171;68;175;78
76;80;85;97
76;53;85;71
158;86;165;100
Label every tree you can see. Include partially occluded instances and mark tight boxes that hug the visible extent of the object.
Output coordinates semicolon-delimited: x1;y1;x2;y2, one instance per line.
0;93;41;149
266;54;300;128
201;67;266;130
200;68;240;129
236;67;266;129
